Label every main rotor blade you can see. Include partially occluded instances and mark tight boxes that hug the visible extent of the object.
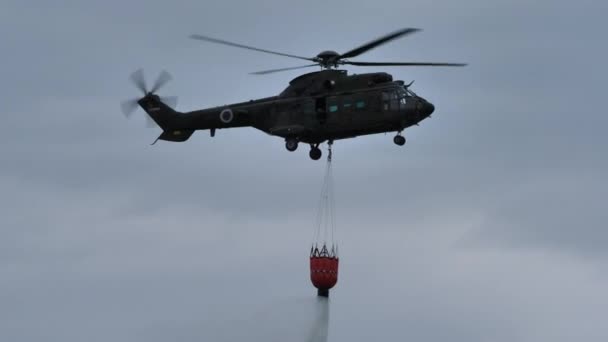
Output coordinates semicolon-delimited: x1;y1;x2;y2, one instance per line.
338;28;421;60
343;61;467;67
189;34;315;62
130;68;147;94
250;64;318;75
120;98;140;118
150;70;172;94
160;95;178;109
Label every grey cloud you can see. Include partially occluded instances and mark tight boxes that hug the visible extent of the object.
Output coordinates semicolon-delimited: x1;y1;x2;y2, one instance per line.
467;174;608;258
1;0;608;341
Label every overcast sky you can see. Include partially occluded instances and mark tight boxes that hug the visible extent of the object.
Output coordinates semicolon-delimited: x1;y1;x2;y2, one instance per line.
1;0;607;341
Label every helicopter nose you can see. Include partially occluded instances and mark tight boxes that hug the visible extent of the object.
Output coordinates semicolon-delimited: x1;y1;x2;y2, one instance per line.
421;101;434;116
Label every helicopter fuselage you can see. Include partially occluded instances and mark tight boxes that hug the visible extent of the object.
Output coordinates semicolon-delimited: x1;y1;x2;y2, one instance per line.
173;70;433;142
127;28;464;159
138;69;434;158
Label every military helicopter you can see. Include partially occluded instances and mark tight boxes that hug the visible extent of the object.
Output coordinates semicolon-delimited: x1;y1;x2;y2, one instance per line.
121;28;466;160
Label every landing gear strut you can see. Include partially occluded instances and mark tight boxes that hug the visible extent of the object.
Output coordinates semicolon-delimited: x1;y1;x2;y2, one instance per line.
309;144;322;160
285;138;298;152
393;134;406;146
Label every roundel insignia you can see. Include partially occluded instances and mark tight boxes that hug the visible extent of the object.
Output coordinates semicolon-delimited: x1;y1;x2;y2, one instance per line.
220;108;234;123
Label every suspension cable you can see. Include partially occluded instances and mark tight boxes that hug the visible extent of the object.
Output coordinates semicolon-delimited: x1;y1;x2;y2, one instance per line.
312;142;336;250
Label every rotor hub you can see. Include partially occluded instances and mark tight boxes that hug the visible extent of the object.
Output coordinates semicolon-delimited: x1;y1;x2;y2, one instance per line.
315;50;341;68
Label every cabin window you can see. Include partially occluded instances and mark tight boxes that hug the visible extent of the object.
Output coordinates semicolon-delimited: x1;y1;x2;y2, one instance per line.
326;96;339;113
341;96;353;111
356;101;365;108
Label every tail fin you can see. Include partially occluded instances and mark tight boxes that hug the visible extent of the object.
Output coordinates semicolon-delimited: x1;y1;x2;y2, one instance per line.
138;95;179;130
138;95;195;144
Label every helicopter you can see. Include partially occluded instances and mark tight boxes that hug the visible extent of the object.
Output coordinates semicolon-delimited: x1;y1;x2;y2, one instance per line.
120;28;466;160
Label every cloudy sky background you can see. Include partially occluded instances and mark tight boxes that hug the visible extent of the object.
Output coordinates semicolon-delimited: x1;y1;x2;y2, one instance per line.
1;0;607;341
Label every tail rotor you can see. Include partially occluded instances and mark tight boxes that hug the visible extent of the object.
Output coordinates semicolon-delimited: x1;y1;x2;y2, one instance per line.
120;69;179;126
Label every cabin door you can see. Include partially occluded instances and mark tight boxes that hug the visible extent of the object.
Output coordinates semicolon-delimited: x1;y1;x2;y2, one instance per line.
315;97;327;124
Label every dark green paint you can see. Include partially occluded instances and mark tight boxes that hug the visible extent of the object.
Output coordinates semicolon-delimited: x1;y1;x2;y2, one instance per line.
127;28;464;159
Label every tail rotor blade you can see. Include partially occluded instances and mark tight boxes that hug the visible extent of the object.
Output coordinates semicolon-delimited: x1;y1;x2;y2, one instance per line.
150;70;172;94
122;69;176;128
160;95;178;109
130;68;147;94
120;98;140;118
145;115;157;128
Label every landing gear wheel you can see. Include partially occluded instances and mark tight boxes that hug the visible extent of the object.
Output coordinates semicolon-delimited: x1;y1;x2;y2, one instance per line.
285;138;298;152
394;135;406;146
309;147;322;160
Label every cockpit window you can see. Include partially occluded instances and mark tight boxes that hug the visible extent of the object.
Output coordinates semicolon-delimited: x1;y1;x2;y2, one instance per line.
382;88;411;111
404;87;417;97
